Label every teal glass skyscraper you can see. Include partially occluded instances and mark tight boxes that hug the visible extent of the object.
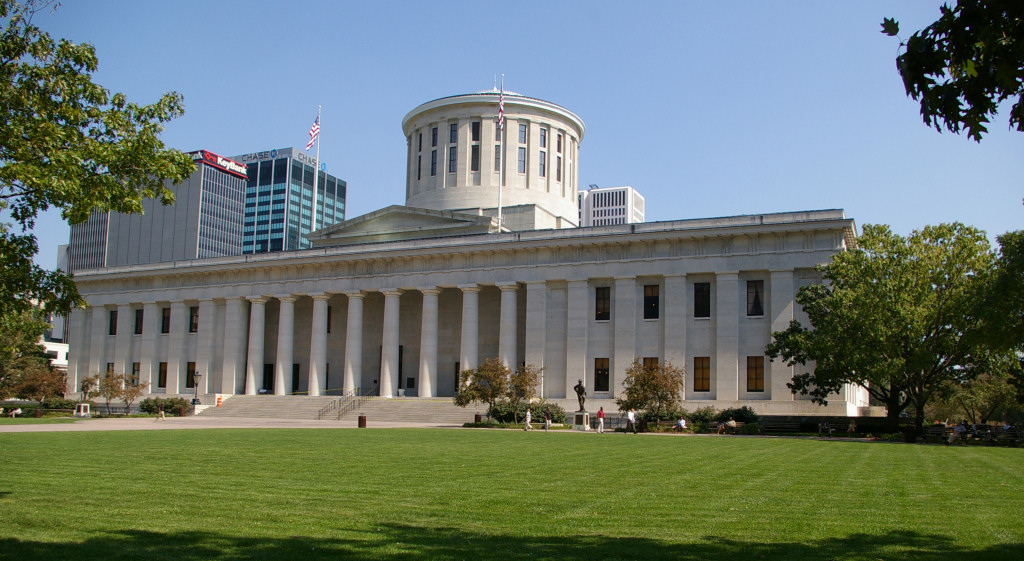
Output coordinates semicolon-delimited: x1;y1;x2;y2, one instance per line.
232;147;347;253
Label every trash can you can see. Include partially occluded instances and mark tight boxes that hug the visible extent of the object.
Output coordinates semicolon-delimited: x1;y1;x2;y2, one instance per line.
34;409;42;418
474;413;482;423
358;414;367;428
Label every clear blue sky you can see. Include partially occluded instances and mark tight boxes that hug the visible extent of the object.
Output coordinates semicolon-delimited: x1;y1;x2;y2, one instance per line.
27;0;1023;268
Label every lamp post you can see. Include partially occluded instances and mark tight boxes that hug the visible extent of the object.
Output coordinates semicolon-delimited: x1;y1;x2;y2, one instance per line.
192;371;203;406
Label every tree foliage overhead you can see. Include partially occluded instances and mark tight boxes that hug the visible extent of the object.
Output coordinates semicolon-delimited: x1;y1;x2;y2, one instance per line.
766;223;996;433
0;0;194;319
882;1;1024;141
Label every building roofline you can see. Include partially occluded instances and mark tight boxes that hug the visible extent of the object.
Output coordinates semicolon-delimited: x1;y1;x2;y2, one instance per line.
401;91;585;140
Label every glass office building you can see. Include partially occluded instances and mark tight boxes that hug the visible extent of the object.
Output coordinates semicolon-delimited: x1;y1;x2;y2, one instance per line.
232;147;347;253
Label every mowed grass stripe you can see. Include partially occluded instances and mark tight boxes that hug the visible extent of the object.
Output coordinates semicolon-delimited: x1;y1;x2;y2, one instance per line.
1;429;1022;560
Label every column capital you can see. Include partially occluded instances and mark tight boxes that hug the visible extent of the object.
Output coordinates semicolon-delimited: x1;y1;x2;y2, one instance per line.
418;287;442;296
496;282;519;292
247;295;270;304
458;284;482;293
274;294;298;303
342;290;366;300
310;293;331;302
380;288;403;297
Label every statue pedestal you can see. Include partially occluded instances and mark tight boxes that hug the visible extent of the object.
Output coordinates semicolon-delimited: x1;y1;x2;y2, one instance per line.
573;411;590;431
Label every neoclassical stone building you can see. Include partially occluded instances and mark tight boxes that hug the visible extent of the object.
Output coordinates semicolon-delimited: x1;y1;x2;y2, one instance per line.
67;91;868;416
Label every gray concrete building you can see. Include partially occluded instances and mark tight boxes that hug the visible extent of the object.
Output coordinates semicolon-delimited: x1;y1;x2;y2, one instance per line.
66;91;870;416
578;185;645;226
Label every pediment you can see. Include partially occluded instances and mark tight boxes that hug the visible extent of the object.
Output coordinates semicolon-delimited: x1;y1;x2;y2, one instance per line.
308;205;499;247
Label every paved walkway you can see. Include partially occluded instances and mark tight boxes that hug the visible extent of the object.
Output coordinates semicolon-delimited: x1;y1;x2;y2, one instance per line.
0;416;457;433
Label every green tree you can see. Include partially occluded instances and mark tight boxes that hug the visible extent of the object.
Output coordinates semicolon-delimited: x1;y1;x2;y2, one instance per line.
121;379;149;415
766;223;995;435
0;307;51;398
881;1;1024;141
934;353;1020;424
453;358;510;418
981;231;1024;399
0;0;194;321
97;371;125;416
78;373;99;403
14;362;65;401
506;363;542;424
615;358;685;425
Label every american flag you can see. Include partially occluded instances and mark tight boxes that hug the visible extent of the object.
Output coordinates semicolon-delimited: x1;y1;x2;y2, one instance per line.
306;114;320;150
498;89;504;131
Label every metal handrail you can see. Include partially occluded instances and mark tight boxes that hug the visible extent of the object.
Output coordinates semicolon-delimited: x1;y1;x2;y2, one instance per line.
316;388;370;420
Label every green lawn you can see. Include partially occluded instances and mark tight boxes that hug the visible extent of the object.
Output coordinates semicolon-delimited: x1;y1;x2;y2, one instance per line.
0;429;1021;560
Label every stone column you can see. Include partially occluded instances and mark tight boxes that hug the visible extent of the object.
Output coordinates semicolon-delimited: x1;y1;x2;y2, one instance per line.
274;295;296;396
140;302;159;390
418;287;440;398
66;307;88;393
166;301;187;394
221;297;248;395
715;272;740;401
769;269;796;401
113;304;132;376
663;274;688;378
524;281;547;395
245;296;268;395
87;304;106;380
343;291;364;396
195;299;216;396
308;293;330;396
497;283;518;368
565;279;589;398
459;284;481;371
380;289;402;397
612;277;637;396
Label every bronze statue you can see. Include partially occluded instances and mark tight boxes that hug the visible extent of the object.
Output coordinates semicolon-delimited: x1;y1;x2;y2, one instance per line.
574;378;586;411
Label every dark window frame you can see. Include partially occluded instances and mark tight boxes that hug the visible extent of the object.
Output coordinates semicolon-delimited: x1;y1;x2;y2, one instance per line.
694;357;710;392
108;310;117;336
747;356;765;392
694;282;711;318
594;358;610;392
161;307;171;334
595;286;610;321
188;306;199;333
134;309;143;335
747;280;764;317
643;284;660;319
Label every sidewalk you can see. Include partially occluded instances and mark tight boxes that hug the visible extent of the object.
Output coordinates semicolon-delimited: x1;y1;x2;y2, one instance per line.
0;416;458;433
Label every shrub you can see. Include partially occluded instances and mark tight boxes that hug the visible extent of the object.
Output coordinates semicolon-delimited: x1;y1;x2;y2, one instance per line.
41;397;78;410
688;406;718;424
487;400;566;424
715;406;759;424
139;397;192;415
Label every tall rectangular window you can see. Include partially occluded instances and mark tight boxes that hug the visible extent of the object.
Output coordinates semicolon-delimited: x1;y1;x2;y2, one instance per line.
108;310;117;336
417;132;422;152
694;282;711;318
431;127;438;147
747;280;764;316
161;307;171;334
643;285;660;319
449;123;458;143
430;150;437;176
557;156;562;182
106;362;114;374
417;155;421;180
130;362;140;386
557;133;563;153
595;286;610;321
448;146;457;173
747;356;765;392
471;145;480;172
471;121;480;142
594;358;610;392
694;357;710;391
188;306;199;333
518;124;527;143
539;128;547;148
538;151;546;177
495;120;502;141
158;362;168;388
186;361;197;389
134;309;144;335
643;357;659;370
517;147;526;173
494;145;501;171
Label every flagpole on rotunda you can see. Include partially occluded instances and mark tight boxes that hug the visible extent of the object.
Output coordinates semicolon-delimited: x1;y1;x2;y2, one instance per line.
306;106;322;233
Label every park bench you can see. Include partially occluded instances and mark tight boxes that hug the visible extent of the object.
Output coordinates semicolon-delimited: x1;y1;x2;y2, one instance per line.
990;426;1021;446
709;421;745;434
760;420;801;435
925;425;951;444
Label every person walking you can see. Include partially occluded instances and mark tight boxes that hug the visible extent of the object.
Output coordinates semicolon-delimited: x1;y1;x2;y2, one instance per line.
626;408;637;434
544;407;552;431
524;409;533;431
597;407;605;433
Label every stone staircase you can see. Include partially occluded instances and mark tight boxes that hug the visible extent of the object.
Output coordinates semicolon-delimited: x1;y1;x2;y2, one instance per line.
197;394;484;424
